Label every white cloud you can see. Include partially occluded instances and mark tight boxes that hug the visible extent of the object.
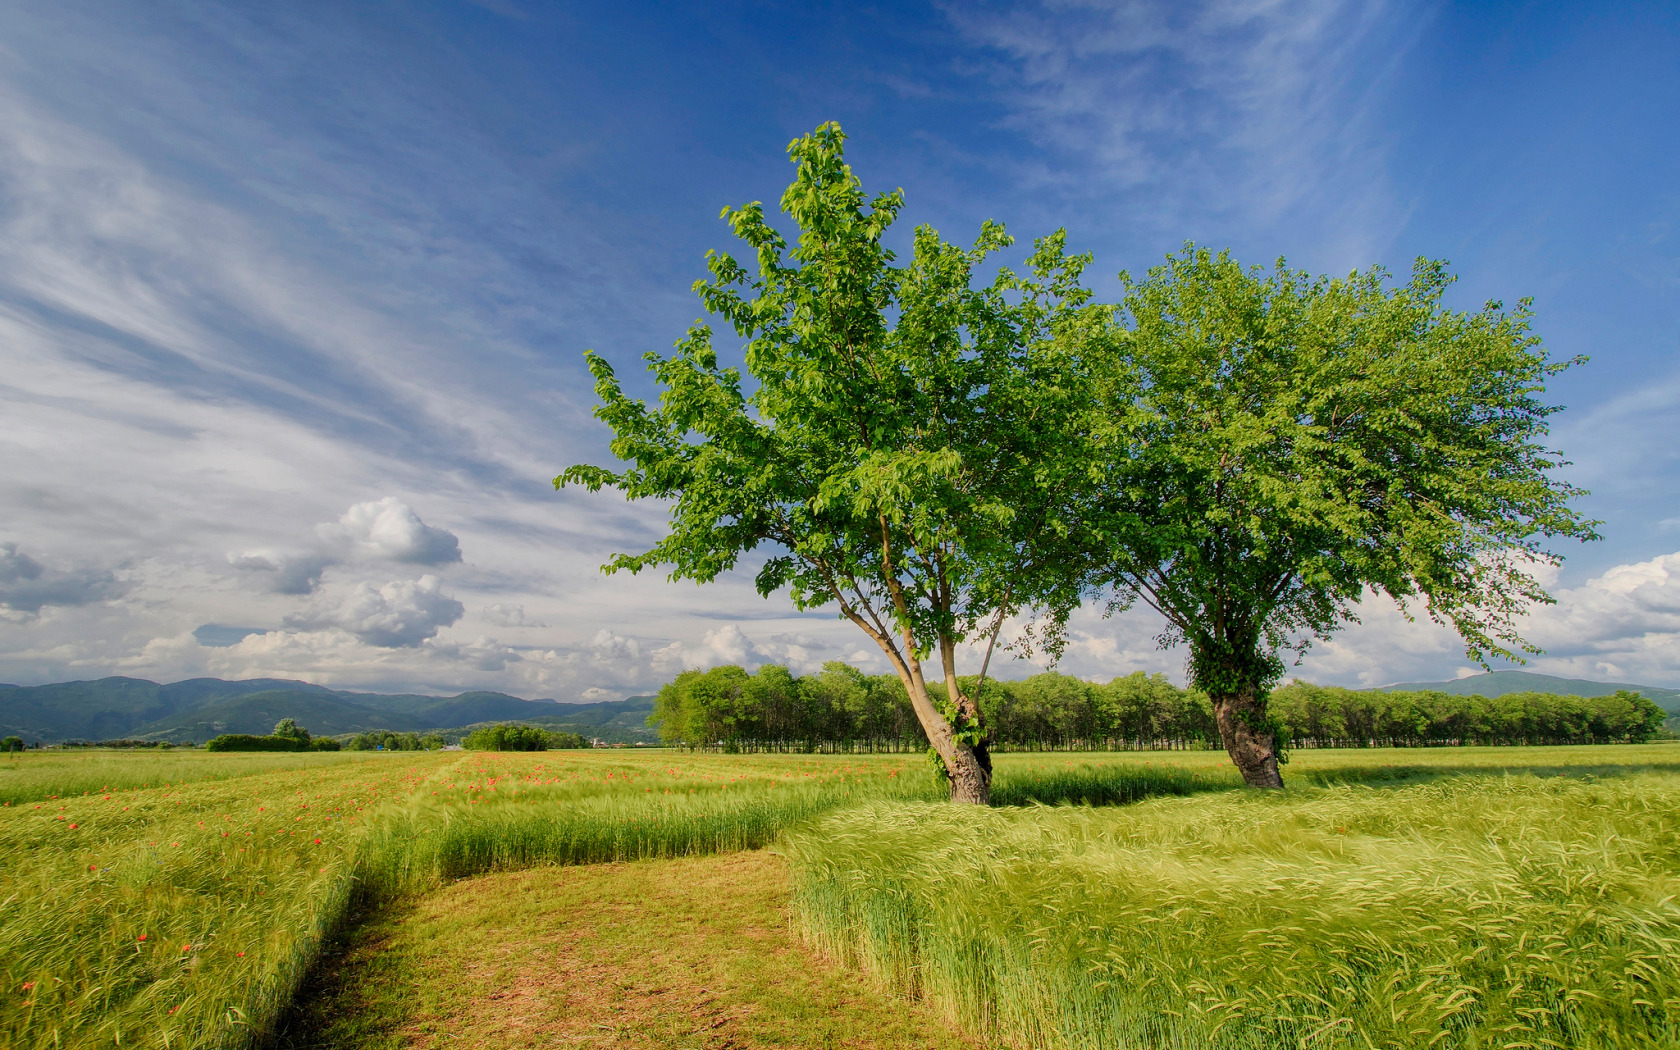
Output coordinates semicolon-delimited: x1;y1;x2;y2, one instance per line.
287;575;464;648
945;0;1415;264
318;497;462;566
482;602;546;628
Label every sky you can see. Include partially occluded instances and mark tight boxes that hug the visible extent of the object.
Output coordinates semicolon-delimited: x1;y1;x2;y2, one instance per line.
1;0;1678;698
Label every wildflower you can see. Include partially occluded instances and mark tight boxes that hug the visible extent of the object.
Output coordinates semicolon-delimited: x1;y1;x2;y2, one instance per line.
182;944;192;952
21;982;33;990
313;838;321;844
68;823;78;829
237;951;245;957
137;934;147;941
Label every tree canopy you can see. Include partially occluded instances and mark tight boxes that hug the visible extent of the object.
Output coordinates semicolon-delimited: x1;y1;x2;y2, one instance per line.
559;123;1101;803
560;124;1595;795
1090;247;1597;786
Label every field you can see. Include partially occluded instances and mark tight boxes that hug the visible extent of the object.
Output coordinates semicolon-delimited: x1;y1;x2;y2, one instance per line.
2;745;1678;1049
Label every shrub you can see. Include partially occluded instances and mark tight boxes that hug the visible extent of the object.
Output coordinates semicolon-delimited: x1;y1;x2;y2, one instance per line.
461;724;586;751
344;731;446;751
309;737;341;751
205;734;308;752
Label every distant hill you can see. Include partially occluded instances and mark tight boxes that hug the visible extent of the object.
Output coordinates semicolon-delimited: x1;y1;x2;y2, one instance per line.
137;690;433;740
1379;671;1680;711
0;676;658;744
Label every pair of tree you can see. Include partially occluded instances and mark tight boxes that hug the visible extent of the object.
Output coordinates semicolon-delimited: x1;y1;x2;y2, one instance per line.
560;123;1595;799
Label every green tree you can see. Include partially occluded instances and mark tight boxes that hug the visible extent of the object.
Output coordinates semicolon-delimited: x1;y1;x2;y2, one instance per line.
1;736;22;754
1091;247;1597;786
271;718;310;745
462;724;550;751
560;124;1096;803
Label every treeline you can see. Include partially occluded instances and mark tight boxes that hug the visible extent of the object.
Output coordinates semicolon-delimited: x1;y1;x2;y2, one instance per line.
461;724;588;751
207;718;341;752
652;664;1670;751
45;739;179;749
344;730;449;751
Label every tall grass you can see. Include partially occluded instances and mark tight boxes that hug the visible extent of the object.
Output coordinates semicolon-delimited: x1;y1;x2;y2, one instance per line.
0;749;376;805
786;768;1680;1049
10;746;1678;1048
0;749;936;1049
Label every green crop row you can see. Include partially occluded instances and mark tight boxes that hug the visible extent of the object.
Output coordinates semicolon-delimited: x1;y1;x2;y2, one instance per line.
0;749;940;1049
8;745;1680;1049
785;760;1680;1049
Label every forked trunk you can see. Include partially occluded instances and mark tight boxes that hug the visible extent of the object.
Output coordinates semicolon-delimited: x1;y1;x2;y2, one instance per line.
1211;685;1283;789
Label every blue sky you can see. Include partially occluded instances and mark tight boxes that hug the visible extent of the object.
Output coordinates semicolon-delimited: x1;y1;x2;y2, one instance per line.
1;0;1677;696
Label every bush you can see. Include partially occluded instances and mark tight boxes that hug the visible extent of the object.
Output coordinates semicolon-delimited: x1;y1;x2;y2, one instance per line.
461;724;588;751
205;734;309;752
309;737;341;751
344;731;446;751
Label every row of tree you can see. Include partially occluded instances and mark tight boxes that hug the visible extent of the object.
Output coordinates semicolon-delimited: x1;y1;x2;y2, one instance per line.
206;718;342;752
560;122;1597;797
461;724;589;751
344;730;449;751
652;664;1669;751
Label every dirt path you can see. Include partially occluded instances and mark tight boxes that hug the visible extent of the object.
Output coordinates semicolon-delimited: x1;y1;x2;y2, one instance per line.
278;849;977;1049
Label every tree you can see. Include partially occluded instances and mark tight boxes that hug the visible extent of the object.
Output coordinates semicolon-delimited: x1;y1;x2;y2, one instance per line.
271;718;310;745
462;724;552;751
1091;247;1597;787
2;736;21;754
560;123;1097;803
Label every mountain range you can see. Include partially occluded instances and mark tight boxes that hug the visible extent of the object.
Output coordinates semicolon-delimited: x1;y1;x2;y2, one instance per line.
3;669;1674;746
1377;670;1680;711
0;676;656;744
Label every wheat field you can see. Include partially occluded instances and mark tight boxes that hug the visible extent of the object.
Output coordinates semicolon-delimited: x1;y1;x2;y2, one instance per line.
5;745;1678;1048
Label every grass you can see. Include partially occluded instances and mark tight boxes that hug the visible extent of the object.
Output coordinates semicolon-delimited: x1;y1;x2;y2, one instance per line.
0;749;940;1049
276;849;980;1049
786;748;1680;1049
0;749;378;806
7;744;1679;1048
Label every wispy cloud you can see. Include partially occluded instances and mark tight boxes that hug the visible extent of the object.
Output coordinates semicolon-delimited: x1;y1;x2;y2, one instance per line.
945;0;1425;266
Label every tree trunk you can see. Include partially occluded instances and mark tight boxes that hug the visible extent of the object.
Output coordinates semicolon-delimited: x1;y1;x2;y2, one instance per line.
1211;685;1283;789
944;740;992;804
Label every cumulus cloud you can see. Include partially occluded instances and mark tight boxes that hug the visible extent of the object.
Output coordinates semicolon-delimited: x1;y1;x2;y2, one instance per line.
425;635;522;672
1516;552;1680;682
318;497;461;565
483;602;546;628
287;574;464;648
645;624;854;676
227;550;336;595
227;498;459;596
0;542;125;614
589;628;642;661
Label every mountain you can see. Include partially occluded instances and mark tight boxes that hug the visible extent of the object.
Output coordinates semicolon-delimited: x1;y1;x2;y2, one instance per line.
0;676;329;741
1378;671;1680;711
0;677;658;743
524;696;657;736
338;689;561;726
137;690;433;740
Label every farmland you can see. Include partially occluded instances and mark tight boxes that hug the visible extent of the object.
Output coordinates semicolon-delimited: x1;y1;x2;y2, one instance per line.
3;745;1679;1048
